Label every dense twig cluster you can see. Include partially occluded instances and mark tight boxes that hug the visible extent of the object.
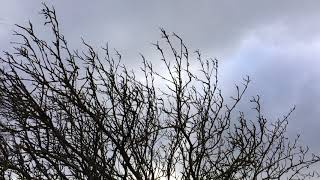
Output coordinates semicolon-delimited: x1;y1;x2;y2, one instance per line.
0;4;319;180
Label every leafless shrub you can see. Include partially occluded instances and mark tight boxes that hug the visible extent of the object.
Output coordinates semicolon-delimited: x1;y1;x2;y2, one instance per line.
0;4;319;180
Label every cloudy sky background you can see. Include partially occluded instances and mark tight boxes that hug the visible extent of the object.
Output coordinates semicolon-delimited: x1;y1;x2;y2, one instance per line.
1;0;320;153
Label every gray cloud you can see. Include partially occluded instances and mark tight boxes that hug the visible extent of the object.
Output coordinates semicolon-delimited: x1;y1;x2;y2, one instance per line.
1;0;320;152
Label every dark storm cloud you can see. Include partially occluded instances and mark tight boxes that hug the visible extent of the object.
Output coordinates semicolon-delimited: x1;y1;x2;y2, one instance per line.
1;0;320;151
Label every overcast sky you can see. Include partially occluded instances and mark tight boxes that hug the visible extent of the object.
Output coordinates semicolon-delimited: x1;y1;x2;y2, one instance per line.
1;0;320;153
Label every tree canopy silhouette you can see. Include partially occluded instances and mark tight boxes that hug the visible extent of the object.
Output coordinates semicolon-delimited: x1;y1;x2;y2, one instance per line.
0;4;319;180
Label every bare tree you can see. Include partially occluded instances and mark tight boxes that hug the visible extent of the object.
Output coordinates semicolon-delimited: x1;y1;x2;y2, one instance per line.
0;4;319;180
